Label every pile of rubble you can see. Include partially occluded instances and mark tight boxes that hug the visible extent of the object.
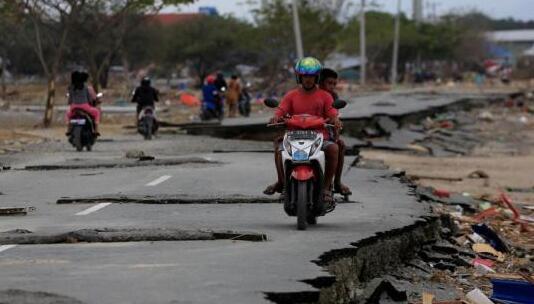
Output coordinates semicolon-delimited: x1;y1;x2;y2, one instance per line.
402;185;534;303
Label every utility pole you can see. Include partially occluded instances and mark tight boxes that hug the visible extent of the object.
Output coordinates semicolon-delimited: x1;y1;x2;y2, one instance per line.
391;0;401;86
291;0;304;59
359;0;366;86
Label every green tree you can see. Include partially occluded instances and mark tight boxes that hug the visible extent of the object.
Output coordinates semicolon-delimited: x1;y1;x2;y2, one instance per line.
166;15;258;85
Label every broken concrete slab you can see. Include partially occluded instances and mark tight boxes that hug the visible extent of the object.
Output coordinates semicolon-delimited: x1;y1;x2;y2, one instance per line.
0;207;35;216
0;227;267;245
376;116;399;135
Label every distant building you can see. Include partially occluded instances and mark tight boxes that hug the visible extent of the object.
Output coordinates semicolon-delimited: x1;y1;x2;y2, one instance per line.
486;29;534;63
198;6;219;16
324;53;363;80
413;0;423;24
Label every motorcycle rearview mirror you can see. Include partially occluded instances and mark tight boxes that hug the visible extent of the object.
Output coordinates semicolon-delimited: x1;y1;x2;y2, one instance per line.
332;99;347;109
264;98;279;108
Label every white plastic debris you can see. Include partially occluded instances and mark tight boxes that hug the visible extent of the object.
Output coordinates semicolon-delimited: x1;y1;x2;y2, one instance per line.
466;288;494;304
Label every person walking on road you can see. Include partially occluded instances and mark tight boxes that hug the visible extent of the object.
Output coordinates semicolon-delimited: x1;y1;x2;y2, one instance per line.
226;75;241;118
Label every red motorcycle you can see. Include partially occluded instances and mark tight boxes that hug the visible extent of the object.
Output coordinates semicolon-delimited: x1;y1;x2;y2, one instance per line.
265;98;347;230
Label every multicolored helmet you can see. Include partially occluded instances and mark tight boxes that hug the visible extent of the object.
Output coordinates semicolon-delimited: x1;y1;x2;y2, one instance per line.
295;57;322;76
294;57;322;84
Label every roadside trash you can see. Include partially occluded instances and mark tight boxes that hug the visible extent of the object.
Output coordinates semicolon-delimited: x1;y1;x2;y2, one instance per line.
472;243;505;262
477;111;494;122
466;288;494;304
0;206;35;216
439;121;454;129
468;170;489;179
491;279;534;304
451;205;463;217
125;150;146;159
478;202;493;211
518;116;528;124
473;258;494;268
505;187;534;193
422;292;434;304
179;93;201;107
433;189;451;198
471;223;509;253
500;193;530;232
473;207;500;222
410;175;462;182
467;233;486;244
474;262;496;275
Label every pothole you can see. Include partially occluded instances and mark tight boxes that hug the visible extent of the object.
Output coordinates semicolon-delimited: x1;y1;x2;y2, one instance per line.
0;228;268;245
24;157;221;171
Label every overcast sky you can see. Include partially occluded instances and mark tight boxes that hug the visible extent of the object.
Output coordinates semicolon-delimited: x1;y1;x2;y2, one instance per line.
164;0;534;21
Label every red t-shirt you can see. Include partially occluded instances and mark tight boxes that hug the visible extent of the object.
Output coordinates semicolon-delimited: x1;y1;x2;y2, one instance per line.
275;87;337;140
275;87;337;119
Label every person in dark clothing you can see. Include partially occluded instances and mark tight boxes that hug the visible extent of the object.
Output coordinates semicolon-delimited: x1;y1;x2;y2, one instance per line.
131;77;159;117
319;68;352;196
213;73;227;118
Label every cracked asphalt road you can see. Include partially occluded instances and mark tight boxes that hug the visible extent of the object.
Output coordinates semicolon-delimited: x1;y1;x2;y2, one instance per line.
0;91;462;303
0;141;429;303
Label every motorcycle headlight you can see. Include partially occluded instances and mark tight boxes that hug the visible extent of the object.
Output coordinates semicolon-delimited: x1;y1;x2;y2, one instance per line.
309;137;322;156
283;138;292;156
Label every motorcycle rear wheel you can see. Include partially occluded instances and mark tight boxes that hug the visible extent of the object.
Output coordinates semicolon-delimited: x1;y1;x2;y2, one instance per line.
143;117;153;140
72;126;83;152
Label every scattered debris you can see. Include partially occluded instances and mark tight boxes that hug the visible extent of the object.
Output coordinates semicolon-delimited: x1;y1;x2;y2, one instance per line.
505;186;534;193
491;279;534;304
410;175;463;182
468;170;490;179
0;206;35;216
471;224;509;253
466;288;494;304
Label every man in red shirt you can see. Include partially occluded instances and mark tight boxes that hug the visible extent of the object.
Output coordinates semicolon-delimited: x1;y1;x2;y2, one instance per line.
264;57;341;205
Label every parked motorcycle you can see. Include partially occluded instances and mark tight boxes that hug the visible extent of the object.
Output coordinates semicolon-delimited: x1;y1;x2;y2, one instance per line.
264;98;347;230
138;106;158;140
68;92;102;152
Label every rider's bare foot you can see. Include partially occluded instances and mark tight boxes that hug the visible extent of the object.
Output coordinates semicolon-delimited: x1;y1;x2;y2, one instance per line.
263;182;283;195
334;183;352;196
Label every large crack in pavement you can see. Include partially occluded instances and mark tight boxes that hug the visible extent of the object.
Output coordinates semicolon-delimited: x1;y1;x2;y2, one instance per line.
264;216;442;304
56;195;360;205
0;227;268;245
0;289;86;304
23;157;221;171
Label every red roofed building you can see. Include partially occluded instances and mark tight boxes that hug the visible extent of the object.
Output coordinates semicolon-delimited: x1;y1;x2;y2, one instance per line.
146;13;204;26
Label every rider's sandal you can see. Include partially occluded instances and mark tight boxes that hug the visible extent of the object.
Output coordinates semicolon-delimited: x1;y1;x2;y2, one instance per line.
322;189;334;210
334;184;352;196
263;183;282;196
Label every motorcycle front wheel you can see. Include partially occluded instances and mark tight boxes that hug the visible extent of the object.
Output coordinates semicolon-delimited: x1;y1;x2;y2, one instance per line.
297;181;310;230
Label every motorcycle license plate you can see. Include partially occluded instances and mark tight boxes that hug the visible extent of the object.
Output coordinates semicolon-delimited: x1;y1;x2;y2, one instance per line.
70;119;86;125
288;130;316;140
292;150;308;161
